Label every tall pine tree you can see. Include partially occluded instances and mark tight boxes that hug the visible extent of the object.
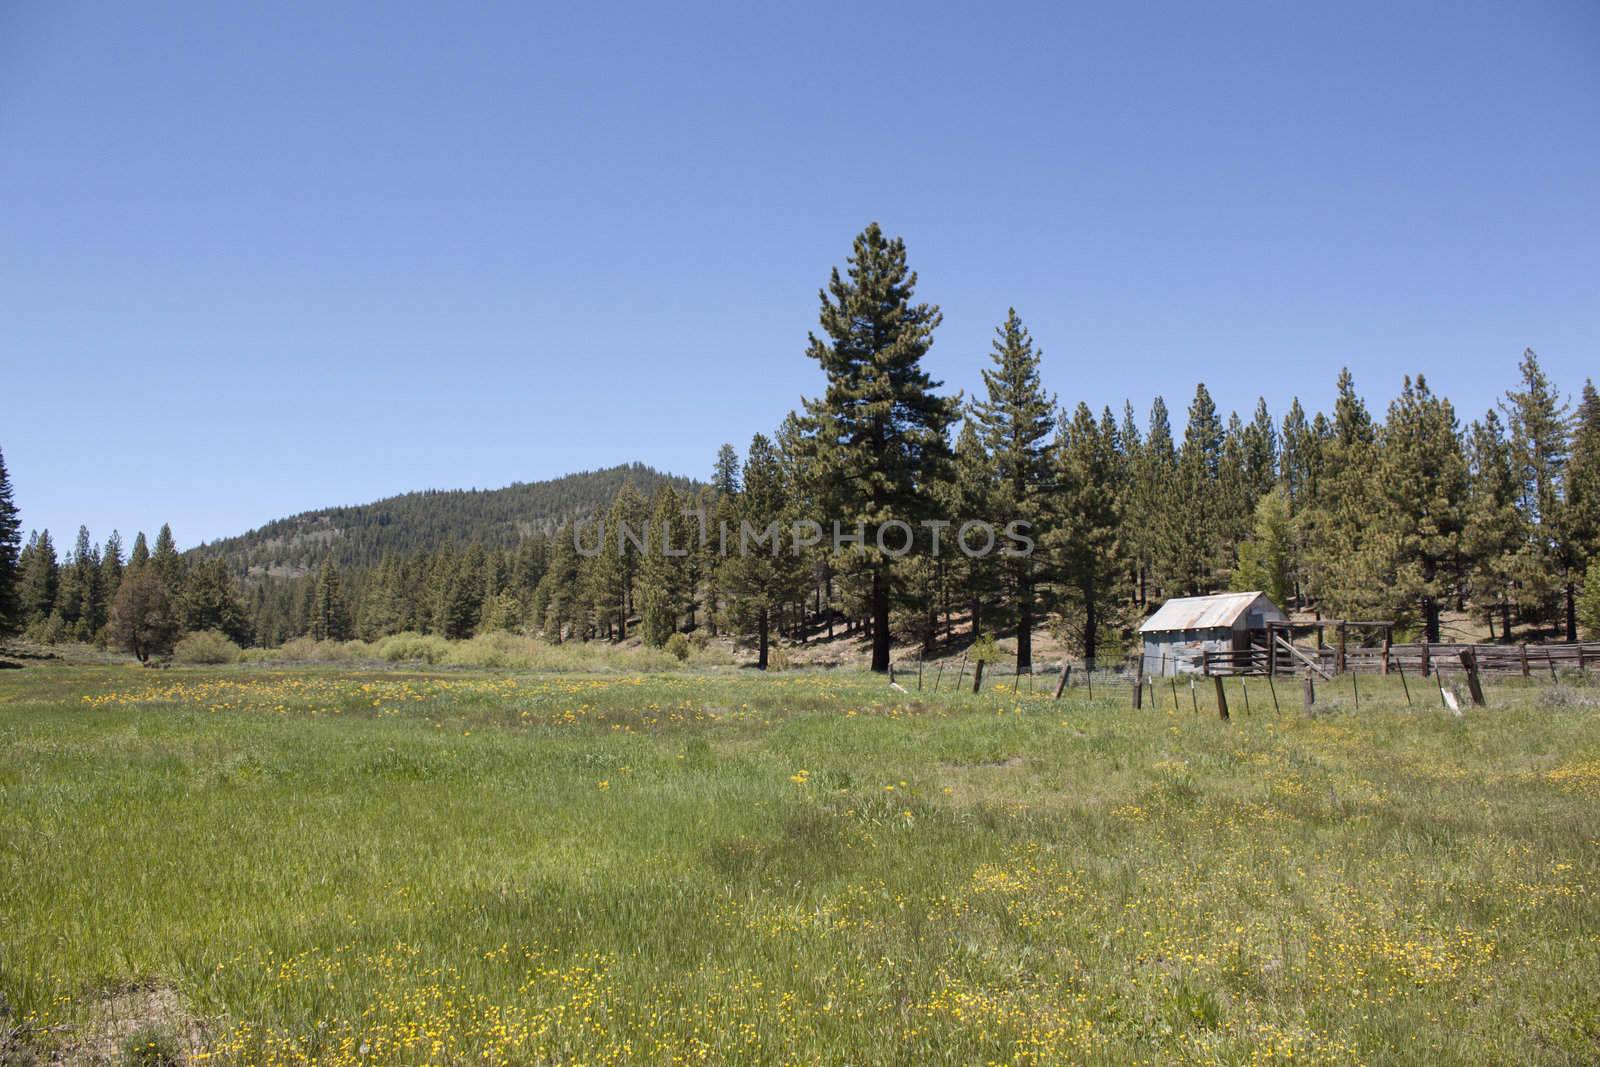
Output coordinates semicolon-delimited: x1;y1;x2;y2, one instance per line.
969;309;1055;671
800;224;957;671
0;448;20;638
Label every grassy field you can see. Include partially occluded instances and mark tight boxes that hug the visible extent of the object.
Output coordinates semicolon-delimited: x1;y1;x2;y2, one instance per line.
2;663;1599;1065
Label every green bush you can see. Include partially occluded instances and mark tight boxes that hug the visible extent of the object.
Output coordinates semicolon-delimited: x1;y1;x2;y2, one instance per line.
172;630;242;665
664;633;691;662
276;636;368;662
23;613;67;645
120;1025;182;1067
375;632;452;664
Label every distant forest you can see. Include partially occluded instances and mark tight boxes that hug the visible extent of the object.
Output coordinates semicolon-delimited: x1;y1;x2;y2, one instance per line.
2;224;1598;669
193;464;698;575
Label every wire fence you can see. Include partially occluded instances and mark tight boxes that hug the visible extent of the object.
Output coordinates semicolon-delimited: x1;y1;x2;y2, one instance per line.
887;644;1598;717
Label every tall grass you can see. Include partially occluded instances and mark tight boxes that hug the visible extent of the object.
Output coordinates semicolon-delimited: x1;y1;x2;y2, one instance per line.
258;631;718;672
2;665;1598;1065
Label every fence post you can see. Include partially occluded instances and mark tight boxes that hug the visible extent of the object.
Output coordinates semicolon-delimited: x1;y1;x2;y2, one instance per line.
1336;623;1347;674
1302;673;1315;710
1054;663;1071;701
1132;652;1145;709
1381;628;1392;675
1213;676;1230;720
972;659;985;695
1458;649;1487;707
1520;643;1530;678
1420;641;1431;678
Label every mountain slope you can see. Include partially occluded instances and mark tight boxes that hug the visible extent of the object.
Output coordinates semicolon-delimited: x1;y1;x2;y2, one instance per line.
193;463;699;576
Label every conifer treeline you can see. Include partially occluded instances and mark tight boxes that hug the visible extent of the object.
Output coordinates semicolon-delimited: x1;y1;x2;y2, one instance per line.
3;225;1598;663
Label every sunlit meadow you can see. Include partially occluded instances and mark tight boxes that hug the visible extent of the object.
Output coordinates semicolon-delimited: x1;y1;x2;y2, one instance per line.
2;664;1599;1064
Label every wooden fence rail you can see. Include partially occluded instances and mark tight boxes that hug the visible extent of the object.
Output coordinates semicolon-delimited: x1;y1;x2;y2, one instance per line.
1206;640;1600;678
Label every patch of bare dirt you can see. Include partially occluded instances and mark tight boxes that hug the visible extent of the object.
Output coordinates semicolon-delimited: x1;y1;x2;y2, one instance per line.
14;983;206;1067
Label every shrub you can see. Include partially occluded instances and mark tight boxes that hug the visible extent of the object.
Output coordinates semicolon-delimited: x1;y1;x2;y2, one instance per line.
120;1025;182;1067
376;632;452;664
24;613;67;645
276;636;367;662
172;630;242;665
664;633;691;662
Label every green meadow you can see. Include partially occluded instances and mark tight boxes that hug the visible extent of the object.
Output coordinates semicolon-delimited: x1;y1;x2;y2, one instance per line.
2;664;1598;1065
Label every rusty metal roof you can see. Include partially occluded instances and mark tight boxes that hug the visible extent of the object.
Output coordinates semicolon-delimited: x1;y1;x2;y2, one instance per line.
1138;592;1280;633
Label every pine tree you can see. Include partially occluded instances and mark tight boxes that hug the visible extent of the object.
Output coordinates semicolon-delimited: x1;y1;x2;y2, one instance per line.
307;558;352;641
1277;398;1319;606
588;483;648;640
1301;369;1381;618
1501;349;1570;634
151;524;184;604
969;309;1056;671
1279;398;1315;513
638;484;692;647
1376;375;1467;640
948;420;1000;640
1230;486;1294;607
1559;380;1600;639
358;554;407;639
683;486;717;631
19;529;58;627
477;589;524;634
800;224;958;672
99;530;124;617
1216;412;1254;565
1463;411;1524;640
183;558;253;645
1048;404;1123;666
0;448;20;638
1243;398;1278;503
129;531;150;571
1162;384;1225;594
1133;397;1177;603
712;444;742;496
431;547;482;639
535;523;583;642
724;434;799;668
1580;558;1600;639
68;526;103;641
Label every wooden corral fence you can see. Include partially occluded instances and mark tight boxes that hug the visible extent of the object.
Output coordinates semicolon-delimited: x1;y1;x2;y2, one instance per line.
1204;639;1600;679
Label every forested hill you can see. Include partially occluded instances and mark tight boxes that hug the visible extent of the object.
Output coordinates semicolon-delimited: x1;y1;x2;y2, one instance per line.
191;464;698;576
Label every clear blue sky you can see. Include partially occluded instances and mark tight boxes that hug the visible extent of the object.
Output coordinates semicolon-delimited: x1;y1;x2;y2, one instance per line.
3;1;1596;550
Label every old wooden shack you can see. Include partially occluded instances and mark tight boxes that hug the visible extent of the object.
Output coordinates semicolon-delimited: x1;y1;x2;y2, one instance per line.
1138;591;1288;676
